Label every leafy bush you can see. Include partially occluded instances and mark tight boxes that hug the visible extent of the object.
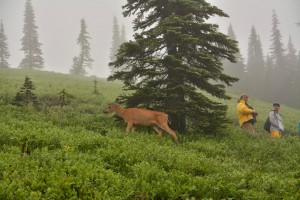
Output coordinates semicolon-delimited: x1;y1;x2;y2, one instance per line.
1;68;300;199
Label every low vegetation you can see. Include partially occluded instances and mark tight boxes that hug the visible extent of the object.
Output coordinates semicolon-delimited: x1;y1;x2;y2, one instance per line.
0;68;300;199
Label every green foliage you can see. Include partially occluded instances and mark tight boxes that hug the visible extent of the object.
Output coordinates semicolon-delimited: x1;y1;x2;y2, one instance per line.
1;68;300;199
11;76;39;107
109;0;239;133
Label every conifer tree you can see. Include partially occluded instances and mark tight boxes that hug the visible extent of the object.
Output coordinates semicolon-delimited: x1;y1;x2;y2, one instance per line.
70;18;93;75
270;10;286;68
263;54;274;100
19;0;44;69
296;51;300;106
109;0;239;133
109;16;121;74
246;25;265;96
286;35;298;73
268;10;286;101
0;20;10;68
109;17;128;74
285;35;299;107
265;54;274;70
12;76;39;107
222;23;245;91
227;23;244;64
120;24;127;45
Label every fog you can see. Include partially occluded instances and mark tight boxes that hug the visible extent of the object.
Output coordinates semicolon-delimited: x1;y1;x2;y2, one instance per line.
0;0;132;77
207;0;300;59
0;0;299;78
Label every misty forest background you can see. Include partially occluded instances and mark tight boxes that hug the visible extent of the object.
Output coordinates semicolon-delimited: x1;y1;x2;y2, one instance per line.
0;0;299;132
1;0;300;198
1;1;299;110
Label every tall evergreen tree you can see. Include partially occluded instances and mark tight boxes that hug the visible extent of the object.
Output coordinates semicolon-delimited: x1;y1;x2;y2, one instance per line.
227;23;244;64
296;51;300;106
109;16;121;74
285;35;299;107
0;20;10;68
294;21;299;103
109;17;128;74
222;23;245;92
270;10;286;69
265;54;274;69
286;35;298;73
268;10;288;101
227;23;236;39
246;25;265;96
268;10;286;101
19;0;44;69
263;53;274;100
109;0;239;133
120;24;127;45
70;18;93;75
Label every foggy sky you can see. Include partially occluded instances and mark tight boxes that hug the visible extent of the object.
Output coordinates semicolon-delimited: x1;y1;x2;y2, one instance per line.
0;0;299;78
0;0;132;77
207;0;300;60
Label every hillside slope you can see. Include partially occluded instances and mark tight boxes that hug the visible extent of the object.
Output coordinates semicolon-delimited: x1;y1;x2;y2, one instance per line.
0;68;300;199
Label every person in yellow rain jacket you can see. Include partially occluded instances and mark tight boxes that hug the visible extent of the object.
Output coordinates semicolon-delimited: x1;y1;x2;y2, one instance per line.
237;95;258;135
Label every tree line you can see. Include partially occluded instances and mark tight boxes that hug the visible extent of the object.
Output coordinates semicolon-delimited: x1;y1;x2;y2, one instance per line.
223;10;300;109
0;0;126;76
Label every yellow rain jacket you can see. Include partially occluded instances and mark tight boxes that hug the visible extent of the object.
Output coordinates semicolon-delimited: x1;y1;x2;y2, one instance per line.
237;100;254;127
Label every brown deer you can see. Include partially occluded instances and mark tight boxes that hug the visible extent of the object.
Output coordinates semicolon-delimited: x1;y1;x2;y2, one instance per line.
104;103;179;144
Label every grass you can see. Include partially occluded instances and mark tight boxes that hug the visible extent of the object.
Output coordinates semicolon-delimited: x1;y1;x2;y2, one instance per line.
0;68;300;199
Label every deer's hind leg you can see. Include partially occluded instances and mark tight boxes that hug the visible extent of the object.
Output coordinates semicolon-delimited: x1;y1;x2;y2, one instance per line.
153;126;163;137
158;123;179;144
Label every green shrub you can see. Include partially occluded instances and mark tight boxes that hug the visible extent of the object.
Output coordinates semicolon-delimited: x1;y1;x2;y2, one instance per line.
1;68;300;199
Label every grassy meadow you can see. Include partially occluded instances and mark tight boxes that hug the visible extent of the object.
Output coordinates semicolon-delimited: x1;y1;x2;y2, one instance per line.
1;68;300;199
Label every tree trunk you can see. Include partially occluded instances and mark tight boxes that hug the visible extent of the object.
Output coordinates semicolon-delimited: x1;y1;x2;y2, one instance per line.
166;69;186;133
